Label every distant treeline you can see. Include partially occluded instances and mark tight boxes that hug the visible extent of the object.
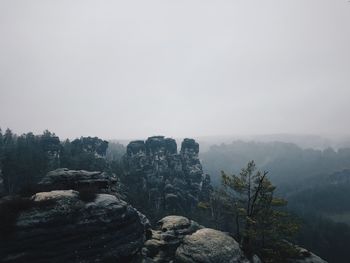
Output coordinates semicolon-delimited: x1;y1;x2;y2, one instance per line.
0;128;125;194
201;140;350;187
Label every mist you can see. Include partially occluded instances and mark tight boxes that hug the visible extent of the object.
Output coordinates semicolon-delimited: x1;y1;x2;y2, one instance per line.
1;0;349;140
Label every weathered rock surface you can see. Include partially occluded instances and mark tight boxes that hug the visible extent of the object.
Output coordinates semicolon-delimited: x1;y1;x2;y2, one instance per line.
142;215;327;263
38;168;121;195
124;136;212;216
175;228;249;263
142;215;250;263
0;190;148;263
142;215;202;262
290;246;328;263
0;191;327;263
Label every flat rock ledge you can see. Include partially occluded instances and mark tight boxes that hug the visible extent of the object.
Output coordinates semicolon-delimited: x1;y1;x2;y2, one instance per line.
38;168;120;195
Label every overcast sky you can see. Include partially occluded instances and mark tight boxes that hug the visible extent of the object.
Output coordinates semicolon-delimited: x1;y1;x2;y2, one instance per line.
0;0;349;140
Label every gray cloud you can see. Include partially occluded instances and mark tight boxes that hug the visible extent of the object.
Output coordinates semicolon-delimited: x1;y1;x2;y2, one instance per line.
0;0;349;140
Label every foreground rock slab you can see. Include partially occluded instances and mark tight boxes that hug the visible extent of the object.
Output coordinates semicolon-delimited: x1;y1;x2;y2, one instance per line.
1;190;147;263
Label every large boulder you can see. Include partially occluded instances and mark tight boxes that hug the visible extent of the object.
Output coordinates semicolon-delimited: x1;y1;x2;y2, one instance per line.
143;215;250;263
0;190;148;262
143;215;202;262
175;228;249;263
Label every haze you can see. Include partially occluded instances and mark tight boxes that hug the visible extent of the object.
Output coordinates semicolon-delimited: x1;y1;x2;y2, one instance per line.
0;0;349;140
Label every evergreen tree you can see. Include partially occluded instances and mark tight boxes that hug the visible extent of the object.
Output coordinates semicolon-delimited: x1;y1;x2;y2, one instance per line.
2;129;16;193
0;128;3;168
40;130;61;170
61;137;108;171
221;161;299;261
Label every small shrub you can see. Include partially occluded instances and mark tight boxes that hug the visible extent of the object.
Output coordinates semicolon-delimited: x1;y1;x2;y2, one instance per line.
78;185;98;203
19;185;44;197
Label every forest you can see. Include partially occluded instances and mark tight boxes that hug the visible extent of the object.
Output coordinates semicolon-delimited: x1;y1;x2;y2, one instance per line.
201;141;350;262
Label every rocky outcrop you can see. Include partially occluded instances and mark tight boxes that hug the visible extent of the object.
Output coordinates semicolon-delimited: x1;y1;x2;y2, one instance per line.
176;228;249;263
142;215;249;263
290;246;328;263
38;168;121;196
142;215;202;262
142;215;328;263
0;190;148;262
0;190;327;263
124;136;212;216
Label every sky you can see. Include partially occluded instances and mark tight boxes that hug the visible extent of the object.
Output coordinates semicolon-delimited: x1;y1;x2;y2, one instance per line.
0;0;349;140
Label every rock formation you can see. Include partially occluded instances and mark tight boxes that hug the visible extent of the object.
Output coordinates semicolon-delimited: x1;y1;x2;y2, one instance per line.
0;164;327;263
37;168;123;197
143;215;202;262
124;136;212;217
142;215;249;263
142;215;328;263
291;246;328;263
0;190;148;263
176;228;249;263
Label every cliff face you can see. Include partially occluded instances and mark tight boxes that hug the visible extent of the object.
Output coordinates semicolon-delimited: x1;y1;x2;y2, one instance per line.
124;136;212;217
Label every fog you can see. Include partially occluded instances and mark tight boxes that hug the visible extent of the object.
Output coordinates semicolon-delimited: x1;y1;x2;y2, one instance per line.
0;0;349;140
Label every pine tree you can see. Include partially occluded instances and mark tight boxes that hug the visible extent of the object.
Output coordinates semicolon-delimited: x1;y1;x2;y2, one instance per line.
221;161;299;261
